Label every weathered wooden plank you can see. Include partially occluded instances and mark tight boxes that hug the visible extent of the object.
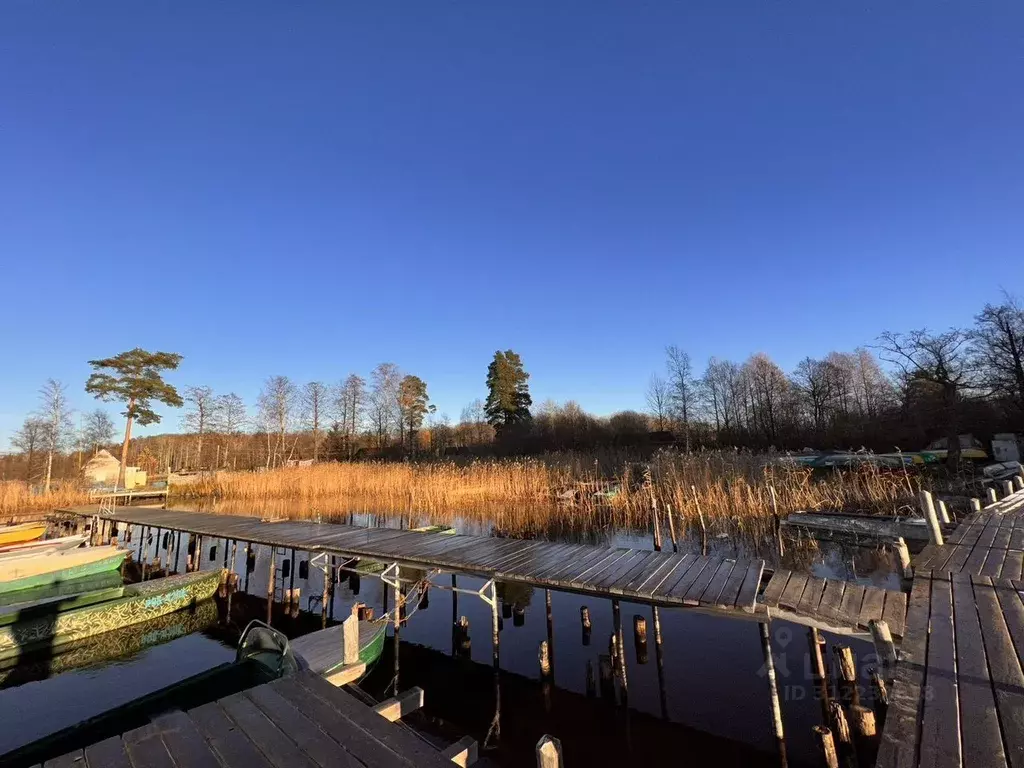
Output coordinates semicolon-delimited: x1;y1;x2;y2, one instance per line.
796;576;826;616
983;579;1024;768
187;701;275;768
817;579;848;622
543;546;614;584
857;584;885;627
966;525;1000;574
778;572;808;611
217;693;320;768
246;680;358;767
735;561;765;612
532;546;594;581
681;557;723;605
593;550;648;590
123;730;176;768
1002;550;1024;582
875;571;932;768
660;555;713;600
881;590;908;640
639;554;694;598
983;545;1009;579
618;552;678;595
837;584;866;628
43;751;85;768
918;573;961;768
84;736;131;768
606;551;659;594
698;559;736;605
149;711;223;768
715;559;749;608
293;673;453;767
760;570;791;608
950;576;1008;768
269;678;413;768
567;550;632;588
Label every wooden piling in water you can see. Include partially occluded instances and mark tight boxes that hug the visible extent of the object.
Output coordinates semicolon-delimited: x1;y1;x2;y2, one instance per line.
759;621;788;768
652;606;668;720
894;538;912;580
545;589;554;676
868;620;896;681
808;628;832;723
815;726;839;768
266;546;276;625
666;503;679;553
1005;480;1016;499
538;640;551;679
920;490;944;546
633;615;648;664
612;599;628;698
835;645;860;707
971;498;983;513
989;487;999;505
536;735;563;768
869;668;888;717
580;605;592;646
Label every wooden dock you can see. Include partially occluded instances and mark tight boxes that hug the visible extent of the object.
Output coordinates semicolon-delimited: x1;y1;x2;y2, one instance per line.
38;670;455;768
877;488;1024;768
63;505;767;615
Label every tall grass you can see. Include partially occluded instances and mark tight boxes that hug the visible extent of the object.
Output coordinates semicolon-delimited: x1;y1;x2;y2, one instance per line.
0;481;90;520
177;450;918;538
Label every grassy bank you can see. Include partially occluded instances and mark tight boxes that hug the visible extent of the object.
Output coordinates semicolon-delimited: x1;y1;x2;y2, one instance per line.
175;451;919;538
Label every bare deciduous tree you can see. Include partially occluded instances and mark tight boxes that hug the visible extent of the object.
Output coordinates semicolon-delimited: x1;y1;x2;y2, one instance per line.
258;376;297;468
971;296;1024;411
215;393;247;468
368;363;401;450
665;345;696;450
303;381;329;462
82;409;116;455
646;374;670;432
335;374;366;459
38;379;73;493
11;416;47;483
878;328;972;468
183;385;216;468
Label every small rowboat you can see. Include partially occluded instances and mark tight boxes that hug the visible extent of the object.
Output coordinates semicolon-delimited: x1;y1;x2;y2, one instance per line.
0;568;223;661
0;546;127;595
290;616;388;685
0;523;47;547
0;535;87;559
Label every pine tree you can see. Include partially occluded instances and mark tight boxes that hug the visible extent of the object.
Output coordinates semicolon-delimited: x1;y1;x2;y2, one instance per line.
484;350;532;432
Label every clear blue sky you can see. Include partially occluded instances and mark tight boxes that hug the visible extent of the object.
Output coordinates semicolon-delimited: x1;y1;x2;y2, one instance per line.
1;2;1021;444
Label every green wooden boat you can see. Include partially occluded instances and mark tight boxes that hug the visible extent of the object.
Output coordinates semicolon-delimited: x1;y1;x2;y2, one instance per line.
290;616;389;685
0;546;127;595
0;569;222;661
0;570;123;608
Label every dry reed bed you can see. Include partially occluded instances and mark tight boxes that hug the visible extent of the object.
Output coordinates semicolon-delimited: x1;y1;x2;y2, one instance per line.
0;481;90;520
176;452;919;537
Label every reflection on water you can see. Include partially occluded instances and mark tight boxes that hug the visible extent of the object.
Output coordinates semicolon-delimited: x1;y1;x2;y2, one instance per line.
0;501;899;766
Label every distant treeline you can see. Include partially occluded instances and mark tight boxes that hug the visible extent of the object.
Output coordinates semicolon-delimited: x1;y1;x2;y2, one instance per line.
4;294;1024;482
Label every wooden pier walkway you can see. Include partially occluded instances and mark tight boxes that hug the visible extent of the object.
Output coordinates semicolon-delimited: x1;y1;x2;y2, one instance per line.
38;670;454;768
878;488;1024;768
64;505;767;614
63;505;904;635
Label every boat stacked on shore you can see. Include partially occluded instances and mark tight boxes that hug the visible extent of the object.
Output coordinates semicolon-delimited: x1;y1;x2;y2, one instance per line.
0;522;222;662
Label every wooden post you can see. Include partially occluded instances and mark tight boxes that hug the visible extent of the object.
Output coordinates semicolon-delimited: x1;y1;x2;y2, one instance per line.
692;484;709;556
580;605;592;645
646;465;661;552
815;726;840;768
1005;480;1016;499
868;620;897;681
343;614;359;665
850;704;878;766
759;622;788;767
545;589;554;677
829;701;852;748
612;599;628;697
920;490;944;546
652;606;669;720
633;615;648;664
937;499;951;524
808;628;832;723
536;736;563;768
329;555;336;621
392;564;400;693
835;645;860;707
869;668;888;716
1016;476;1024;492
988;487;999;505
971;498;983;513
538;640;551;679
140;526;150;581
266;546;276;625
666;503;679;553
441;737;478;768
894;537;912;579
585;659;596;697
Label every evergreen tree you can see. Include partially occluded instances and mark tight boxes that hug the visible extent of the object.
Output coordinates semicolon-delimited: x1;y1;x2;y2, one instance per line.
485;350;532;432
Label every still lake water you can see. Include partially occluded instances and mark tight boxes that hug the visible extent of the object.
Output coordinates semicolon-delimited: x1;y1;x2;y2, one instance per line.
0;507;900;766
